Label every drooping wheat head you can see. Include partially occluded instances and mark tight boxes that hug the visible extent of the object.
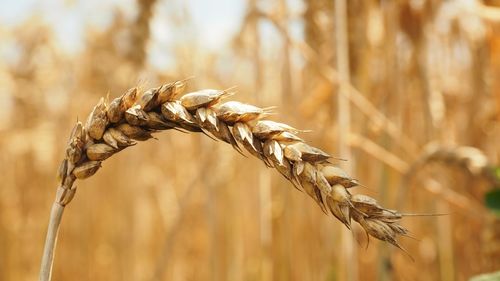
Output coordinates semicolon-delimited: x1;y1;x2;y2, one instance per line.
57;79;411;252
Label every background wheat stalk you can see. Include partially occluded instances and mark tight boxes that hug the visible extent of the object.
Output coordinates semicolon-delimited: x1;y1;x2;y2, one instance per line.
40;79;411;281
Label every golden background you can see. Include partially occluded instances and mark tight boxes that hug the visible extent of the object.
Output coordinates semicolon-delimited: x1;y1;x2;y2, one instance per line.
0;0;499;280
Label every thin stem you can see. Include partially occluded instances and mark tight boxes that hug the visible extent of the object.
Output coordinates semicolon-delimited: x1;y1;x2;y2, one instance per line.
39;201;65;281
335;0;358;280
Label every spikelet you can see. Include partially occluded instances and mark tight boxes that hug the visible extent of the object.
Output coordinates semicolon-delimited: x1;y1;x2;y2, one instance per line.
181;89;233;111
107;88;138;123
124;105;149;126
217;101;272;124
321;165;359;188
86;98;109;140
86;143;116;161
73;161;102;179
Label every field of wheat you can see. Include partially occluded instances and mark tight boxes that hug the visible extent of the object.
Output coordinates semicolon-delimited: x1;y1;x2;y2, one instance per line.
1;0;500;281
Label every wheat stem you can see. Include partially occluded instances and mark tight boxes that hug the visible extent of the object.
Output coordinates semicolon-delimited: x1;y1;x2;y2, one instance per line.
39;202;65;281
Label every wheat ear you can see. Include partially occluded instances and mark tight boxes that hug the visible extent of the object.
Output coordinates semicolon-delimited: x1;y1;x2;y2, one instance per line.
40;80;410;281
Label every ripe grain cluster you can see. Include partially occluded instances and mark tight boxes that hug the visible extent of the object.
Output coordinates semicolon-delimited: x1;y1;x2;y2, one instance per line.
57;80;410;248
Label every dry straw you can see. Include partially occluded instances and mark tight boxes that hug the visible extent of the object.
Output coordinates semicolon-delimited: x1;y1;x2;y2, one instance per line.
40;80;411;281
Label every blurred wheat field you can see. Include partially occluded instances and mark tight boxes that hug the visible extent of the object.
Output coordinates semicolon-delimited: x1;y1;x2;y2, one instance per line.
1;0;500;281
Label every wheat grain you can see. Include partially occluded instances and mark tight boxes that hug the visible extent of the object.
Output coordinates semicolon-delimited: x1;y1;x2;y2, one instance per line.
40;80;411;281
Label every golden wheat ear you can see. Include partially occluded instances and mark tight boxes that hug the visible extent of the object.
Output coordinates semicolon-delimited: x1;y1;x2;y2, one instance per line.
41;80;412;281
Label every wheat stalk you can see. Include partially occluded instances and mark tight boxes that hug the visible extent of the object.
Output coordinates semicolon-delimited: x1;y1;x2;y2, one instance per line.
40;80;411;281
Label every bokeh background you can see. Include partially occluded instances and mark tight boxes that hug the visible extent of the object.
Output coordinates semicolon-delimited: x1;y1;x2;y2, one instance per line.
1;0;500;280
